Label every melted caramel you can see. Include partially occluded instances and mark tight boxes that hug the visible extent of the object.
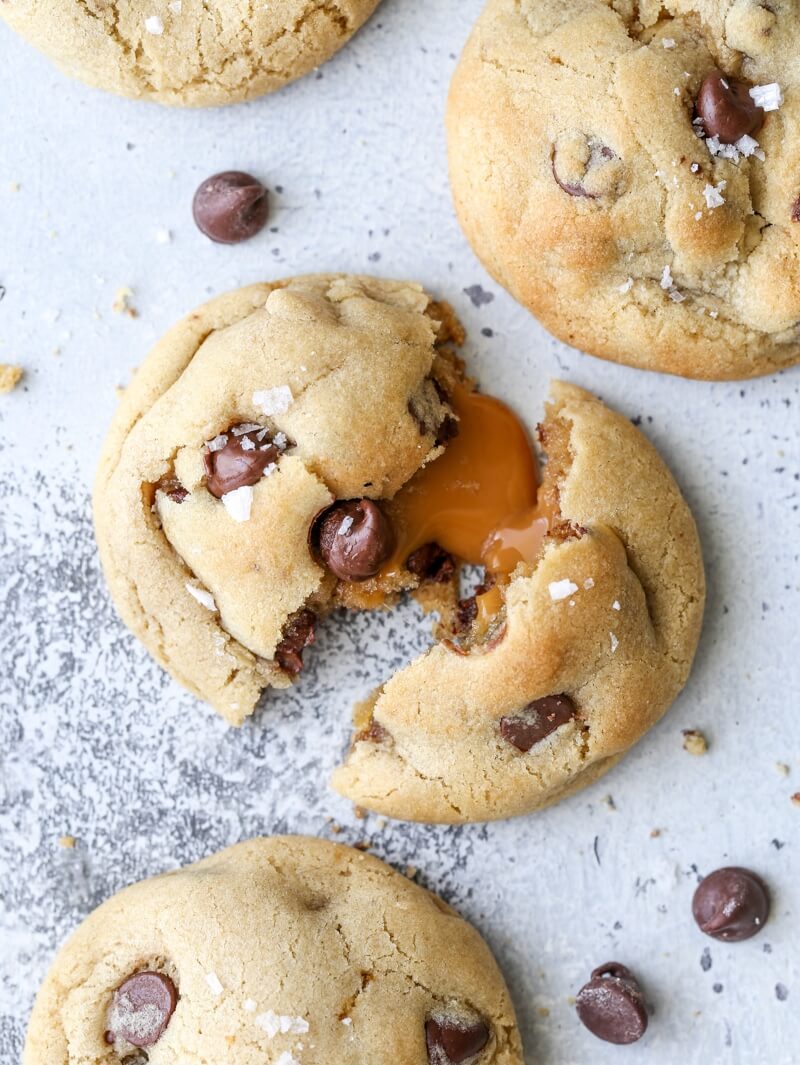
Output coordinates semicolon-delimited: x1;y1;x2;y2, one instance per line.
384;381;553;579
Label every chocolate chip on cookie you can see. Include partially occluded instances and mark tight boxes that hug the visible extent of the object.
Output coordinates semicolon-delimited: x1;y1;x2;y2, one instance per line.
695;71;764;144
500;694;575;751
552;132;621;200
692;867;770;941
312;500;395;581
204;425;281;498
106;971;178;1048
425;1015;490;1064
275;608;316;675
193;172;269;244
406;542;456;583
157;477;189;504
576;963;648;1045
792;197;800;223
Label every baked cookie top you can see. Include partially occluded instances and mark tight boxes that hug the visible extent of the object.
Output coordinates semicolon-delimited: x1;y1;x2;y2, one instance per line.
446;0;800;379
95;274;704;824
0;0;380;107
23;836;523;1065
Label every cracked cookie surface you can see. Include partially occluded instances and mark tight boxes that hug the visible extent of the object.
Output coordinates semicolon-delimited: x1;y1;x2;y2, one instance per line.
446;0;800;379
0;0;380;106
23;836;524;1065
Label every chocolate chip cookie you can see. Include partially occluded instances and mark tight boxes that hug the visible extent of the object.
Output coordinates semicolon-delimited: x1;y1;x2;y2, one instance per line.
0;0;380;107
24;836;523;1065
447;0;800;379
95;273;703;823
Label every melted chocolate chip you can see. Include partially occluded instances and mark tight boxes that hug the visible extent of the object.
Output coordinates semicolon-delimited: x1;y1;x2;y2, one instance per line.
312;500;395;582
576;963;648;1045
192;171;269;244
425;1016;490;1064
500;694;575;751
696;71;764;144
552;133;619;199
355;718;388;743
107;971;178;1049
692;867;770;941
275;608;316;675
157;477;188;504
406;543;455;584
792;197;800;222
204;426;280;498
456;596;478;631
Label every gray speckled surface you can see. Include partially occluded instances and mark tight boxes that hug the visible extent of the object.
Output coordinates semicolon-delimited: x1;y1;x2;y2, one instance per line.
0;2;799;1063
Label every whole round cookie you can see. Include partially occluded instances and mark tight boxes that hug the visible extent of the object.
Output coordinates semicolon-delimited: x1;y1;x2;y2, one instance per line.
0;0;380;106
446;0;800;379
94;273;704;823
24;836;523;1065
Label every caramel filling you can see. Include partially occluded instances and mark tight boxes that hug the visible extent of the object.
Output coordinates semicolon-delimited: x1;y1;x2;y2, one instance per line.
384;381;554;581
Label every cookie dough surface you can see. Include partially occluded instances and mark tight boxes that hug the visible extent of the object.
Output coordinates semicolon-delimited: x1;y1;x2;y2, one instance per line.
334;380;705;822
446;0;800;379
0;0;380;106
23;836;523;1065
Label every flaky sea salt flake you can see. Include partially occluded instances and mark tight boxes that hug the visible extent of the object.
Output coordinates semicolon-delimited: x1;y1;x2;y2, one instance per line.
750;83;783;111
243;999;257;1012
735;134;761;158
703;181;726;209
145;15;164;34
660;265;673;290
222;485;253;522
253;385;293;416
205;972;224;995
207;433;228;452
339;515;354;535
549;579;579;601
662;37;676;48
619;277;634;294
610;632;619;653
186;583;217;612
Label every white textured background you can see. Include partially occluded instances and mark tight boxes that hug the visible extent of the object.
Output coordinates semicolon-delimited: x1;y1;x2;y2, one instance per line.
0;2;798;1063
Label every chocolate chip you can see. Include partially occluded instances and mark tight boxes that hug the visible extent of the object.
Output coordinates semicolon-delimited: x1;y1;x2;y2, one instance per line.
107;971;178;1048
500;694;575;752
312;499;395;582
275;608;316;675
355;718;388;743
192;171;269;244
157;477;188;503
792;197;800;222
552;133;620;199
696;71;764;144
425;1016;490;1064
576;963;648;1045
692;867;770;941
406;543;455;583
456;596;478;631
204;426;280;498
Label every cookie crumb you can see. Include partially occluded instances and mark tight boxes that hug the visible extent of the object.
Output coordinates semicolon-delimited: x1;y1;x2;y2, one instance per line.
602;794;617;811
650;828;662;838
112;286;138;318
405;865;418;879
776;762;790;777
791;793;800;807
58;835;76;848
0;364;23;393
683;729;708;756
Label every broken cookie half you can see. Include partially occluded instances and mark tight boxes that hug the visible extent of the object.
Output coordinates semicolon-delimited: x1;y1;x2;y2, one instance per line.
94;274;704;823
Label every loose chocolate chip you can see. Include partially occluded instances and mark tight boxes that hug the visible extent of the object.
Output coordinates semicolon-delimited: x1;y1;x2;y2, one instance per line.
107;971;178;1048
312;500;395;582
692;867;770;941
696;71;764;144
406;543;455;584
500;694;575;752
576;963;648;1045
192;171;269;244
204;426;280;498
275;608;316;675
425;1016;490;1064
